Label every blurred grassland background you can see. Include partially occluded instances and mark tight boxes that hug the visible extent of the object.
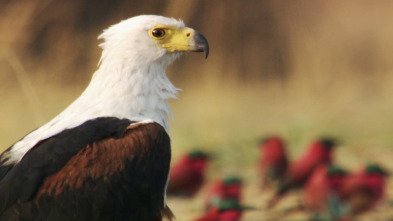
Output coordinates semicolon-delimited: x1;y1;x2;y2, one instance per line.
1;0;393;220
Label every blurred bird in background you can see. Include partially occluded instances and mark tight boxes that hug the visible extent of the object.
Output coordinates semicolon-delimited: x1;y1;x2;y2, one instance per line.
167;150;210;197
257;136;288;190
299;164;349;221
336;163;389;218
194;199;252;221
267;138;337;209
302;165;348;212
205;176;243;211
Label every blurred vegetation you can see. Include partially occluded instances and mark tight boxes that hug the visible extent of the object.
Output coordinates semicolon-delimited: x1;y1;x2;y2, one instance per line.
1;1;393;220
2;0;393;147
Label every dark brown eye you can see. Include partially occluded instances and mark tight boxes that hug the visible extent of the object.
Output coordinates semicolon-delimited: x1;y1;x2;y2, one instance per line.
152;28;165;38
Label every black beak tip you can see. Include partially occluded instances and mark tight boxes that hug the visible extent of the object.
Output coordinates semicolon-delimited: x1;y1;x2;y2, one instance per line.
194;31;209;59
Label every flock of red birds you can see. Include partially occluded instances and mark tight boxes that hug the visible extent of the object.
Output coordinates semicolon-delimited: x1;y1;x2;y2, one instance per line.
166;137;389;221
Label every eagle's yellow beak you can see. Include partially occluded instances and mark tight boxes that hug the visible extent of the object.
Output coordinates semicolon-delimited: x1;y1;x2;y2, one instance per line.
150;26;209;58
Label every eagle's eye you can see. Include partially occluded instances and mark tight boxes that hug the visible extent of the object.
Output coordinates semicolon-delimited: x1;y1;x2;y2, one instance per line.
152;28;165;38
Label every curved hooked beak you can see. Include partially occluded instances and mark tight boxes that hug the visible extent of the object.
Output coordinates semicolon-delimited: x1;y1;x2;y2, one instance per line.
188;31;209;59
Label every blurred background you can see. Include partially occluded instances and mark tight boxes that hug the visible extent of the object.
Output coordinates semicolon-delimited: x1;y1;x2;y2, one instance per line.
1;0;393;220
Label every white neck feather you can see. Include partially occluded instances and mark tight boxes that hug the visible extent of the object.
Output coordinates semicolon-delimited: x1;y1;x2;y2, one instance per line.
76;57;179;131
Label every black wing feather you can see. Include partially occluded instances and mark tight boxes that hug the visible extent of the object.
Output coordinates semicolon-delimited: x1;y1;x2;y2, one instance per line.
0;117;132;214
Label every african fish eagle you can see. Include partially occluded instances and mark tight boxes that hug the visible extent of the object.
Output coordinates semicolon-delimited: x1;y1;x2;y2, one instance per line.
0;15;209;221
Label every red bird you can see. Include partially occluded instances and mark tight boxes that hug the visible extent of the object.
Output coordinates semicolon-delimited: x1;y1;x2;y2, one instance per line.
195;200;250;221
268;138;337;208
205;176;242;210
302;165;347;212
337;163;389;215
167;150;209;197
258;136;288;189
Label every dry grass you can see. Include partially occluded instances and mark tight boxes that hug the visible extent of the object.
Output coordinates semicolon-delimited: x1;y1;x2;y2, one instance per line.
1;1;393;220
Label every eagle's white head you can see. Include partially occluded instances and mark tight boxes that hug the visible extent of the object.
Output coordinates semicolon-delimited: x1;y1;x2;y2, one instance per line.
5;15;208;165
72;15;209;131
99;15;208;68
